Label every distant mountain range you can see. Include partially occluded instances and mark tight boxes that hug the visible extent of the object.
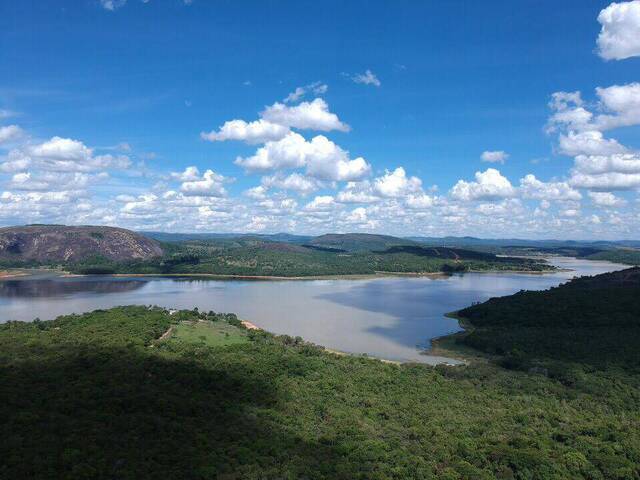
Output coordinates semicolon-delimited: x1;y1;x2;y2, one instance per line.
406;236;640;249
144;231;640;249
1;226;638;270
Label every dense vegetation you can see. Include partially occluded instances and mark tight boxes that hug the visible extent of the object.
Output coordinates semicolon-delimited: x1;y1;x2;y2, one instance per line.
585;248;640;266
59;237;552;276
456;267;640;371
2;298;639;479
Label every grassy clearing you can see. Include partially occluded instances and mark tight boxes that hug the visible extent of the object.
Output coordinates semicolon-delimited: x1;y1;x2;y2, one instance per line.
171;320;249;348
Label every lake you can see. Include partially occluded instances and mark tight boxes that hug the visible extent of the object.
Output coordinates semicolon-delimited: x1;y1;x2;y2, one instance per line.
0;257;626;364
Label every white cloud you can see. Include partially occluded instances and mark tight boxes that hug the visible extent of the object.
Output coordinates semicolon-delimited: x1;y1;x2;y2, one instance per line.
305;136;370;182
336;181;380;204
200;119;289;144
593;83;640;130
570;171;640;190
261;172;322;195
558;130;627;156
597;1;640;60
519;174;582;201
244;185;268;200
261;98;350;132
480;150;509;164
0;125;23;145
235;132;309;172
572;152;640;175
450;168;515;201
180;169;228;197
0;109;16;120
235;132;370;181
283;82;328;103
304;195;335;211
100;0;127;10
171;166;201;182
7;171;101;192
588;191;627;207
546;91;593;133
405;193;435;209
561;208;580;218
476;199;523;217
373;167;422;198
20;137;131;172
0;149;31;173
350;70;381;87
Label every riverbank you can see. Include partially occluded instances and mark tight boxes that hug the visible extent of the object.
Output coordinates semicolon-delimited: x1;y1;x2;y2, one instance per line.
427;312;483;363
0;270;29;279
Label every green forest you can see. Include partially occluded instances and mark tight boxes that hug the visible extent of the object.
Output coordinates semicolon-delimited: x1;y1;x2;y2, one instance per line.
2;269;639;479
61;239;554;277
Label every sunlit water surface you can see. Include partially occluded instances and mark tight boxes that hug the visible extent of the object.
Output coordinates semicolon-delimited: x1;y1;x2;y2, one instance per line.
0;257;626;364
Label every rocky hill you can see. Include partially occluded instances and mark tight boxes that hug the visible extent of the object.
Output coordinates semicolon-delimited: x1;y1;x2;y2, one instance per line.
0;225;164;263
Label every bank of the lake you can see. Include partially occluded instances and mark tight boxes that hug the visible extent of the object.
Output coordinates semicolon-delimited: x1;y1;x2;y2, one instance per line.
0;257;627;365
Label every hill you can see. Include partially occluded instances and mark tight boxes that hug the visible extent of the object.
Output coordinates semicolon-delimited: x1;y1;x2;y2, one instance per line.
142;231;312;244
454;267;640;370
2;305;639;478
0;226;553;276
0;225;163;264
309;233;417;252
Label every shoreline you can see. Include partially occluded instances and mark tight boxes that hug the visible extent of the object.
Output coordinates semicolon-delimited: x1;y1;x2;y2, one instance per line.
95;267;554;281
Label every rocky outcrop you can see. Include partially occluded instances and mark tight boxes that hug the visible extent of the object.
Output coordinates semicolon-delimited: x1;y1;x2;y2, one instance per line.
0;225;164;263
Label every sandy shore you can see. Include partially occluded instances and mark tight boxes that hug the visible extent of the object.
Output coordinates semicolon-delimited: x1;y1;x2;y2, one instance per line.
0;270;29;279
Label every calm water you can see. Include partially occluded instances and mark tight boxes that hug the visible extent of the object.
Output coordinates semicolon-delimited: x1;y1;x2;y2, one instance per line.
0;257;626;364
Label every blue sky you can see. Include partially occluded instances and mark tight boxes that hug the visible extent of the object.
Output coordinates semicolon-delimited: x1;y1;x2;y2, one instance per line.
1;0;639;238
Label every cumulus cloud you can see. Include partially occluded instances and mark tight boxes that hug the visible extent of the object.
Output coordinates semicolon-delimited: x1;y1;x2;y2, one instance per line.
593;83;640;130
19;137;131;172
597;1;640;60
546;91;593;133
261;98;350;132
588;191;627;207
200;119;289;144
261;172;322;195
350;70;381;87
480;150;509;164
0;150;31;173
235;132;370;181
373;167;422;198
405;193;435;209
243;185;268;200
336;181;380;204
0;125;24;145
180;169;229;197
449;168;515;201
519;174;582;201
304;195;335;211
557;130;627;156
171;166;201;182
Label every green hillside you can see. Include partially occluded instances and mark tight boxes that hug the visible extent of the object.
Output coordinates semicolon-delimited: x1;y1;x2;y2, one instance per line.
455;267;640;370
2;303;639;479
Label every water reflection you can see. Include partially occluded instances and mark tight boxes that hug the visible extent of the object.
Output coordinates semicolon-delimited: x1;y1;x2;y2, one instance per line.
0;277;146;298
0;258;627;364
